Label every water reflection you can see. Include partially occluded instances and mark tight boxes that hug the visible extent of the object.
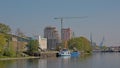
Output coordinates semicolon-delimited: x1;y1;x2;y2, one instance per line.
59;56;71;59
38;59;47;68
0;53;120;68
0;60;15;68
79;54;92;61
0;55;92;68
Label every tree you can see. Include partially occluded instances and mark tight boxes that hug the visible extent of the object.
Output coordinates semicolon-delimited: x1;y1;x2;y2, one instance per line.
27;39;39;55
0;34;6;56
0;23;13;57
3;43;16;57
15;28;26;38
0;23;11;34
68;36;92;53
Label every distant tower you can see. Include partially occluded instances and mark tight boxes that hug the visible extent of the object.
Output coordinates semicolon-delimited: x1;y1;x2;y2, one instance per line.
72;32;75;38
99;36;105;48
38;35;41;40
90;33;93;46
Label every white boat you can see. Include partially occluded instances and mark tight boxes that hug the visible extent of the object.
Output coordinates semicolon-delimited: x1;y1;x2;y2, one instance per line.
58;49;71;56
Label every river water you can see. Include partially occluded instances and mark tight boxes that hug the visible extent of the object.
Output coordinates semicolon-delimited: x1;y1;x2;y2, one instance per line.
0;53;120;68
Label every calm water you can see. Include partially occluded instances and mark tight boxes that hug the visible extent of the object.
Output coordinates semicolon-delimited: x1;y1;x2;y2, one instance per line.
0;53;120;68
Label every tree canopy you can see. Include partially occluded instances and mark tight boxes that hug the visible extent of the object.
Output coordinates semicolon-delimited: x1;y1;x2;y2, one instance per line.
0;23;13;57
27;39;39;54
68;36;92;53
0;23;11;34
0;34;6;56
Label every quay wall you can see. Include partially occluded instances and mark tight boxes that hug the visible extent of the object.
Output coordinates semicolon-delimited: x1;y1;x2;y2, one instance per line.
40;51;58;58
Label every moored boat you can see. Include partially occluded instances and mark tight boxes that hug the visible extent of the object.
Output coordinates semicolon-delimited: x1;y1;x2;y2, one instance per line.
58;49;71;56
71;51;80;57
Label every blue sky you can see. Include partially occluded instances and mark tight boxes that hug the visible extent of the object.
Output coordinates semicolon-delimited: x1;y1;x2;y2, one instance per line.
0;0;120;46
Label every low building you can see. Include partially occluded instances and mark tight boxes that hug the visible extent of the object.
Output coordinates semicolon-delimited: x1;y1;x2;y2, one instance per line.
38;36;47;50
11;35;30;52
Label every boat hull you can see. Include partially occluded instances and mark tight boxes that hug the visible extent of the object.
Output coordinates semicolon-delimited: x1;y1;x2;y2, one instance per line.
58;49;71;56
71;51;80;57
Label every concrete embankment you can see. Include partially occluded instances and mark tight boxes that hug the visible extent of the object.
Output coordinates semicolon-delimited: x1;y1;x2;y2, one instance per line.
40;51;58;58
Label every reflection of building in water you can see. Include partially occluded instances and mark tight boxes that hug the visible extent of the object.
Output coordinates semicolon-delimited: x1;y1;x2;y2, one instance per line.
15;59;47;68
25;59;40;68
38;59;47;68
46;57;70;68
47;58;60;68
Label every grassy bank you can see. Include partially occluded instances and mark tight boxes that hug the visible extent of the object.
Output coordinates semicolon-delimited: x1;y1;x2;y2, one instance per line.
0;51;58;60
0;56;40;60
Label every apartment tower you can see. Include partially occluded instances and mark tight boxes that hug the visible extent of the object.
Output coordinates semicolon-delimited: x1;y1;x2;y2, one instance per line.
61;28;72;41
44;26;60;50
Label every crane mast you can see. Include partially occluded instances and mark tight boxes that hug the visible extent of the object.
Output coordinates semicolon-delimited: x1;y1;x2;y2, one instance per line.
54;16;87;48
54;16;87;39
54;16;87;29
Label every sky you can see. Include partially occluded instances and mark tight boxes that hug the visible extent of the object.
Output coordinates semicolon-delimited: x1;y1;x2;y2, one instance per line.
0;0;120;46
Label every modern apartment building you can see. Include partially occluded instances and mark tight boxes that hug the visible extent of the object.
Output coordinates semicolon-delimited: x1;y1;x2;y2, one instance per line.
44;26;60;50
61;28;72;41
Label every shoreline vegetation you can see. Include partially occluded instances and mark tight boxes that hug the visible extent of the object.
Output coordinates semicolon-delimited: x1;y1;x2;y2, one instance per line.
0;54;92;61
0;51;58;60
0;23;93;60
0;51;92;60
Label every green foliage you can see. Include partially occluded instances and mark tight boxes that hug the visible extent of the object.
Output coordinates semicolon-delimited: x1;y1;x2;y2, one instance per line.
100;45;108;50
0;34;6;56
0;23;16;57
68;36;92;53
0;23;11;33
0;34;16;57
27;40;39;53
0;23;11;56
0;34;6;46
3;42;16;57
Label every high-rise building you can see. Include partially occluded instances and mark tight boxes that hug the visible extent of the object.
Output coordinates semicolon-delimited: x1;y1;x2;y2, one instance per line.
61;28;72;41
44;26;60;50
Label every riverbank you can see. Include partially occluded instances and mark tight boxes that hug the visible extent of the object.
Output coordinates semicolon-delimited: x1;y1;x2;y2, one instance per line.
0;56;40;60
0;51;58;60
40;51;58;59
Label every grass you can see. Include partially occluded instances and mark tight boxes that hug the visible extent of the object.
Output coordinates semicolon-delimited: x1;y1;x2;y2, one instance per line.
0;56;40;60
